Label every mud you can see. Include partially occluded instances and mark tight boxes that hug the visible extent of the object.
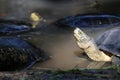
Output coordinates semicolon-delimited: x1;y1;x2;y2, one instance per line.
0;69;119;80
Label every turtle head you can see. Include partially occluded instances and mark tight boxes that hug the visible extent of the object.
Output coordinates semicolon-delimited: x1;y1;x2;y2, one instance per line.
74;28;90;43
30;12;41;22
30;12;44;28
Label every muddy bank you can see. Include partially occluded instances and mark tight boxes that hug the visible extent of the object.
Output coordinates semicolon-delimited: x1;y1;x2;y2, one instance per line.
0;68;119;80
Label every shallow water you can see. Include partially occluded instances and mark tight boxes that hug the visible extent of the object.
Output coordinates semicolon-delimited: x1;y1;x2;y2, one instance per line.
15;22;117;70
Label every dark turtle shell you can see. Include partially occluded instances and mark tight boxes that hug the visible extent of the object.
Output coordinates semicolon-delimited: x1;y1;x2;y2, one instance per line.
0;37;47;71
0;19;32;34
55;13;120;28
96;28;120;57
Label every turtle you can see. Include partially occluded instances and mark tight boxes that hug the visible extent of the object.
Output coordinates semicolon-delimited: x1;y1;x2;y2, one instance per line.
74;28;120;66
0;37;49;71
55;14;120;28
0;12;43;34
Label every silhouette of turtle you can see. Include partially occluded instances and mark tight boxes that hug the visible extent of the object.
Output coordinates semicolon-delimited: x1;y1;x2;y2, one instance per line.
0;12;42;34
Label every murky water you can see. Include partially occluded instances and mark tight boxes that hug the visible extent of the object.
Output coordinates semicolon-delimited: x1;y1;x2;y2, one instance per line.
16;22;116;70
1;0;120;70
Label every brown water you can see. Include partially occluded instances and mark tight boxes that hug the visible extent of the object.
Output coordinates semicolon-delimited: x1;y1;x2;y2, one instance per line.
16;22;115;70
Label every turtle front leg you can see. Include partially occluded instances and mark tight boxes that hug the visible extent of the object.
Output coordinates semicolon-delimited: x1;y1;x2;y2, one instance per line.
74;28;112;62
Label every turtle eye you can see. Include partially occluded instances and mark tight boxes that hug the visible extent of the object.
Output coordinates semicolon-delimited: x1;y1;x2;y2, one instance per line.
74;28;80;34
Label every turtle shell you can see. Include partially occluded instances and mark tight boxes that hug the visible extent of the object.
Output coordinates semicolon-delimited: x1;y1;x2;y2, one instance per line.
0;19;32;34
0;37;47;71
55;14;120;28
0;23;30;33
96;28;120;57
